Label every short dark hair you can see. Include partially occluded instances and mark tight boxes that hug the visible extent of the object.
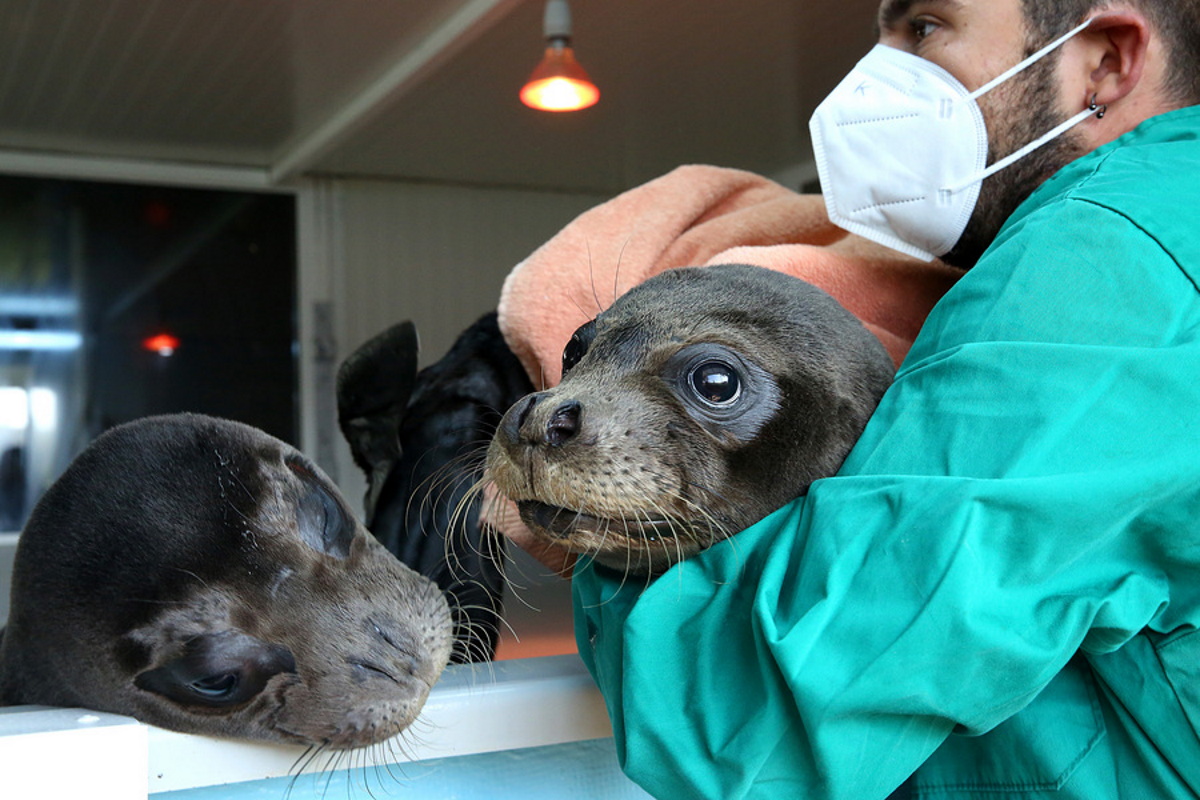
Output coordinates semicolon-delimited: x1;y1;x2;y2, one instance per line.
1021;0;1200;105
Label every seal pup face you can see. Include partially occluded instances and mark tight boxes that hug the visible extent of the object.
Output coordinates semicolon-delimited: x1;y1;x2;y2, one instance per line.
487;264;895;576
0;414;453;750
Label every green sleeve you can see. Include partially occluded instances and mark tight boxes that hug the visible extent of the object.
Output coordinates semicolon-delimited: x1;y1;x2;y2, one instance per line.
573;198;1200;799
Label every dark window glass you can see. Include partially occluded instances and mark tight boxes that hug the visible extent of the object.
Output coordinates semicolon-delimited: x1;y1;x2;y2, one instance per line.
0;176;296;531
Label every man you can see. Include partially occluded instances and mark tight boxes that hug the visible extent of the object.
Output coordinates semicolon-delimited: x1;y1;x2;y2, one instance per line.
562;1;1200;798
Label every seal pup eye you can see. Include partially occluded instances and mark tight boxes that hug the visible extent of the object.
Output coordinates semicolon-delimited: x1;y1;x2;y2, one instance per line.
135;630;296;709
690;361;741;406
562;320;597;376
189;672;240;699
663;343;779;443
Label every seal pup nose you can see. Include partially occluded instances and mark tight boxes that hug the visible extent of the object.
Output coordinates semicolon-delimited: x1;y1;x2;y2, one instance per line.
545;400;581;446
500;392;546;444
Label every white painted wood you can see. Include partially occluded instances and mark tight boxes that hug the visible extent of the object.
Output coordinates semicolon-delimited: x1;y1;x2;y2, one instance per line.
0;707;148;800
295;178;347;481
0;532;18;625
0;148;279;191
145;655;612;793
0;655;611;797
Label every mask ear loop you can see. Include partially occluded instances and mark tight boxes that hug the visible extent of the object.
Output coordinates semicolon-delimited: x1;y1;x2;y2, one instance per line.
944;97;1106;194
966;18;1094;102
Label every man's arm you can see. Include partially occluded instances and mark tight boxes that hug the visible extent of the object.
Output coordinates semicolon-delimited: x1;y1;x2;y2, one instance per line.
573;198;1200;799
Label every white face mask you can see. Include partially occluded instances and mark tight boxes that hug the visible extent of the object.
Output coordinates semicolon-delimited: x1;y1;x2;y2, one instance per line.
808;19;1099;261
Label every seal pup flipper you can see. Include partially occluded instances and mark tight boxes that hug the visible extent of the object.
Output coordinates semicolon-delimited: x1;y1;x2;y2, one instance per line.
0;413;453;749
339;313;534;662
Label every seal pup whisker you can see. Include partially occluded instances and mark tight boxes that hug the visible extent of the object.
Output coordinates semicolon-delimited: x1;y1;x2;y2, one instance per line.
417;456;496;576
634;503;680;592
630;463;738;547
464;478;535;590
460;479;573;642
316;750;342;798
611;233;634;305
463;484;544;605
372;741;411;785
575;516;643;608
353;743;416;800
356;755;403;800
664;474;770;584
586;239;605;316
565;286;596;329
449;602;516;667
405;439;492;541
404;448;488;561
433;457;506;583
346;750;387;800
285;742;333;795
453;599;519;642
373;434;505;666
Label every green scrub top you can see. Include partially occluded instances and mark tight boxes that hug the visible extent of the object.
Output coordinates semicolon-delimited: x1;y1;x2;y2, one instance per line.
573;105;1200;799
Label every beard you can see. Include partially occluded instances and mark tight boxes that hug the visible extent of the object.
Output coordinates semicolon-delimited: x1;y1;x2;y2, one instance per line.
943;52;1088;269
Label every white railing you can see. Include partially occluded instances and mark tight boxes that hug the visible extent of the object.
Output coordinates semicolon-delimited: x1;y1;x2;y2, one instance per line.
0;654;629;799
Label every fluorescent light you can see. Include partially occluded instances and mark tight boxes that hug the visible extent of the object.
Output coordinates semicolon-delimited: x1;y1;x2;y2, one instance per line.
29;388;57;430
0;297;79;316
0;331;83;351
0;388;29;430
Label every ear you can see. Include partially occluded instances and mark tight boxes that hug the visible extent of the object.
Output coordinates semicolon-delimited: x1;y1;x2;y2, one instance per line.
1074;11;1150;107
336;320;420;475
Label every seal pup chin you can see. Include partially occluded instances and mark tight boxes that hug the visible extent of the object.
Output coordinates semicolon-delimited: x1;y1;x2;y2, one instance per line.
487;264;895;576
0;413;454;750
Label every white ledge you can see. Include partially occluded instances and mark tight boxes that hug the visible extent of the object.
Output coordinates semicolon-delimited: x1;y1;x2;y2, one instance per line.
0;654;613;797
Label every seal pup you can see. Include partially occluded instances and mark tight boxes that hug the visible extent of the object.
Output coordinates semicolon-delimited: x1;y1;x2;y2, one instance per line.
487;264;895;576
337;313;533;662
0;414;453;749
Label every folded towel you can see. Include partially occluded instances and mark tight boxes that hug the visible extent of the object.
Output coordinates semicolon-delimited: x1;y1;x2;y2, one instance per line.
497;164;962;388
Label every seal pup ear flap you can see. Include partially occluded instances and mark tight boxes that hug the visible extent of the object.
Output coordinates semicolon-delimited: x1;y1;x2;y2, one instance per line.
337;320;420;521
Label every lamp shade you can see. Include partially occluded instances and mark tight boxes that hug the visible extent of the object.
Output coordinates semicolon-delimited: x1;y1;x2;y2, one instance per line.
142;333;180;356
520;43;599;112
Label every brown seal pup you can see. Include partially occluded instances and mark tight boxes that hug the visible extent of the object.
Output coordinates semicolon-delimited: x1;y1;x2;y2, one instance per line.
486;264;895;576
0;414;453;749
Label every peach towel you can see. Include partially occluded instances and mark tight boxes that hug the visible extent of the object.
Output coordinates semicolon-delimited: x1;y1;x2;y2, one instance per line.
497;164;962;388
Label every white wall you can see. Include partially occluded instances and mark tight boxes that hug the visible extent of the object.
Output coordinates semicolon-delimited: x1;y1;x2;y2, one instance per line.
336;177;607;366
300;176;607;497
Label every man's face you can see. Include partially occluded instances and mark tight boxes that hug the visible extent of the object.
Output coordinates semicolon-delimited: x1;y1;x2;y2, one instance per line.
875;0;1086;266
876;0;1029;91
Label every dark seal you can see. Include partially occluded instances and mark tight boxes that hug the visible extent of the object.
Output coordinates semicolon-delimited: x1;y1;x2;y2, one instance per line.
487;264;895;576
337;313;533;662
0;414;453;749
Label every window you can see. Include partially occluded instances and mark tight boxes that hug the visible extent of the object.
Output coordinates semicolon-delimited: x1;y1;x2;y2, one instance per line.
0;176;296;531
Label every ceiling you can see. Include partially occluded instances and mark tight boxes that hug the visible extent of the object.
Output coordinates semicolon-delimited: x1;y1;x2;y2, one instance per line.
0;0;879;195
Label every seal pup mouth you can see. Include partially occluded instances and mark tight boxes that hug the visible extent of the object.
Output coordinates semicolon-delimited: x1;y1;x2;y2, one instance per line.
519;500;678;542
